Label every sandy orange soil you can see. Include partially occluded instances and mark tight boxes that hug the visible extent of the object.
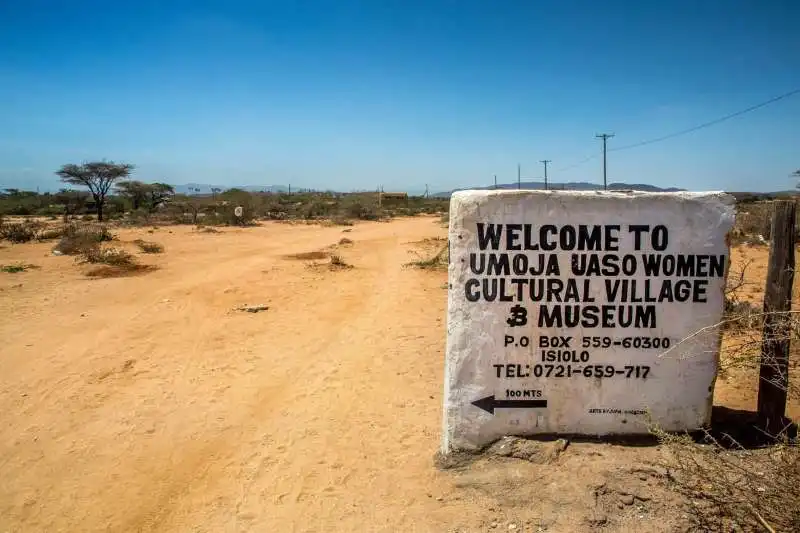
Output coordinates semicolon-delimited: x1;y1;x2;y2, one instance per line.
0;217;795;532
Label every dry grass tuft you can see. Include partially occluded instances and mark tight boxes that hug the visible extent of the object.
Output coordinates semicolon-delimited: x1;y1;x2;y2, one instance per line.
405;243;448;270
287;250;328;261
1;263;39;273
132;239;164;254
653;427;799;532
329;254;352;269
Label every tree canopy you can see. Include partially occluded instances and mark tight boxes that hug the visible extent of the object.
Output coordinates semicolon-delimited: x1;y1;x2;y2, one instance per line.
56;161;134;221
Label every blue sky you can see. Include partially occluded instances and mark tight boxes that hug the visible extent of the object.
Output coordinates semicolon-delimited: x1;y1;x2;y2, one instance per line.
1;0;798;194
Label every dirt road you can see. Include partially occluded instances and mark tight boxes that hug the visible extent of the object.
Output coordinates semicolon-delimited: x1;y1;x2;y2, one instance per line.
0;217;793;532
2;218;470;532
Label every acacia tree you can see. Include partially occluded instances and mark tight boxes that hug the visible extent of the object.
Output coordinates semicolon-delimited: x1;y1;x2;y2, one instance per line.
116;180;149;210
116;181;173;212
145;183;174;212
57;161;133;221
172;194;210;224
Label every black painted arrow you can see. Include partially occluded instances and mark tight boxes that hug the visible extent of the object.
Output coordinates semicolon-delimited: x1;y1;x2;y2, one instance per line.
471;395;548;415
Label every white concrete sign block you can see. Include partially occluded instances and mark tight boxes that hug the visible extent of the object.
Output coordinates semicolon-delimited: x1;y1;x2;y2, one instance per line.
441;190;736;453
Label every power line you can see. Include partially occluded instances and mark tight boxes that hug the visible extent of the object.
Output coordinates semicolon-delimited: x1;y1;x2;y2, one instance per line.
550;86;800;173
611;87;800;152
553;153;598;173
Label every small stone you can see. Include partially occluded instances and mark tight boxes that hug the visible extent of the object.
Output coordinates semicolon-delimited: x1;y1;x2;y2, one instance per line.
620;494;635;505
435;496;443;502
489;523;498;529
508;524;517;531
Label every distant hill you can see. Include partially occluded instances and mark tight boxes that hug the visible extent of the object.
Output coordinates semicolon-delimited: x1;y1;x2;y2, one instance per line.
432;181;685;198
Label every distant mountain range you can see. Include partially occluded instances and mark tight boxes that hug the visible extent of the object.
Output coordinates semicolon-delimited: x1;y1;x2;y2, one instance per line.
431;181;685;198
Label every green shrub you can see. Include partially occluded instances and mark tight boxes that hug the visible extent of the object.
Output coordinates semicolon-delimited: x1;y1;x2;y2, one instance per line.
1;263;39;273
341;197;381;221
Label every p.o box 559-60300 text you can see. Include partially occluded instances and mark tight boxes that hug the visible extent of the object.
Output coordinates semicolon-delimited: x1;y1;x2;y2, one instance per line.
441;190;736;453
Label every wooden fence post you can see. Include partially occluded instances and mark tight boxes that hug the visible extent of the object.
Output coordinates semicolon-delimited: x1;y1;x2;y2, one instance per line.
757;200;796;435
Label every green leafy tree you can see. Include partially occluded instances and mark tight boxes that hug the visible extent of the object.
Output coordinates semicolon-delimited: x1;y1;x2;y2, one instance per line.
56;161;133;221
145;183;174;212
116;180;149;210
117;181;174;213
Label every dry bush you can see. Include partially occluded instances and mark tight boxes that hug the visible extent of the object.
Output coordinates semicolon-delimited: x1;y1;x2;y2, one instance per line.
0;221;43;243
654;253;800;532
36;226;68;241
132;239;164;254
734;202;774;243
53;224;114;255
722;259;764;333
329;254;352;269
405;242;448;270
338;237;353;245
654;428;799;532
80;246;135;267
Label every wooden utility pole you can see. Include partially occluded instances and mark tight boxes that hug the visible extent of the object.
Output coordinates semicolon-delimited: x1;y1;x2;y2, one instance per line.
540;160;551;190
517;164;521;190
493;174;497;190
757;201;796;435
596;133;614;190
